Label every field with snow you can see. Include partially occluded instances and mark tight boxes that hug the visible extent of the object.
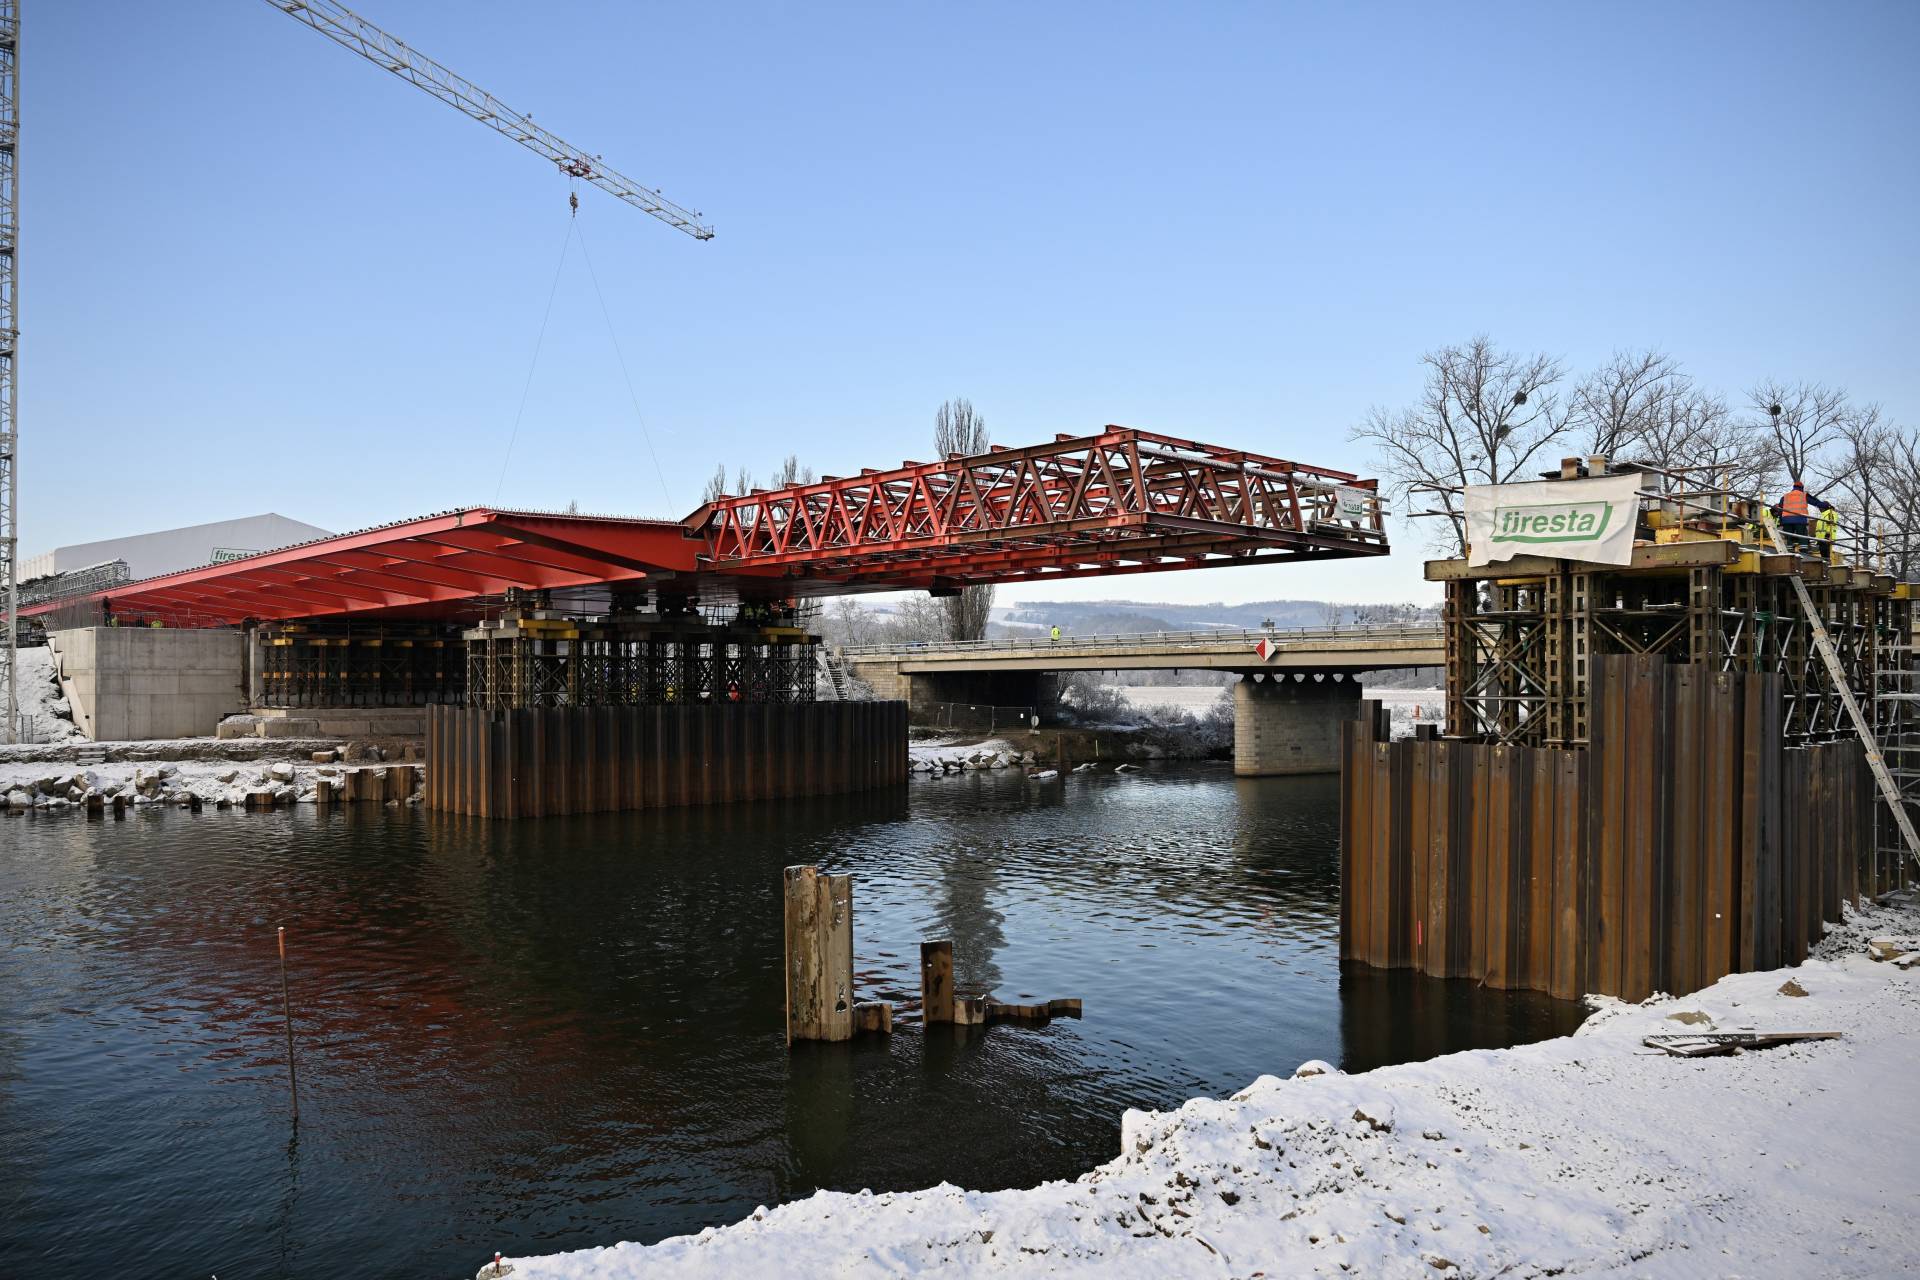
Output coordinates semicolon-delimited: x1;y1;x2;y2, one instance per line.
1113;685;1228;713
481;896;1920;1279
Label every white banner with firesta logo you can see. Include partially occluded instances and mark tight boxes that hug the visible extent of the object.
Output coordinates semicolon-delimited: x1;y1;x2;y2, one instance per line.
1464;472;1641;567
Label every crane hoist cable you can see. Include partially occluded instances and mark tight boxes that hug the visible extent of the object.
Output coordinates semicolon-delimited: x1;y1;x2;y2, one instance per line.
494;218;575;504
493;196;679;513
573;217;677;514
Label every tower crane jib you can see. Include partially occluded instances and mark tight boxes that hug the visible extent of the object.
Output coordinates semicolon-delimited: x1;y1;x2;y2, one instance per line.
259;0;713;240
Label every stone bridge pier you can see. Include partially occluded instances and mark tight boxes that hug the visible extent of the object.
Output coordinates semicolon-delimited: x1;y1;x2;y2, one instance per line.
1233;672;1376;777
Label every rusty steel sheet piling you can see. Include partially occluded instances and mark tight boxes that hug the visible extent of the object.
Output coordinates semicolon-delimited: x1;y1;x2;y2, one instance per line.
1341;656;1881;1002
425;701;907;818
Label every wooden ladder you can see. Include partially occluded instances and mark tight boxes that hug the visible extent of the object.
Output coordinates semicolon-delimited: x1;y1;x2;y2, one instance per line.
1764;516;1920;871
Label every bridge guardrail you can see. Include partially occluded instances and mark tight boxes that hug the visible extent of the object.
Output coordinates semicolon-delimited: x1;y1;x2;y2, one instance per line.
841;623;1443;659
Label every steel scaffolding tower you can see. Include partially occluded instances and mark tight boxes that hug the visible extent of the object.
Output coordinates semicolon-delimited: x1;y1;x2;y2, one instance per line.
0;3;17;742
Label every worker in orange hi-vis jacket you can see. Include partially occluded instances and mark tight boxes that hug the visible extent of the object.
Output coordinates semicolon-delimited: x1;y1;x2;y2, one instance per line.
1771;479;1830;550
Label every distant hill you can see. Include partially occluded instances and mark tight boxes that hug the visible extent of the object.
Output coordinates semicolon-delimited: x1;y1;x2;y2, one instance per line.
994;598;1438;637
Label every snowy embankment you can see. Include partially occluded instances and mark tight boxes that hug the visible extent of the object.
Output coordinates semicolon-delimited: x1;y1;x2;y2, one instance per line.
0;752;409;811
10;644;86;744
482;897;1920;1279
908;737;1055;774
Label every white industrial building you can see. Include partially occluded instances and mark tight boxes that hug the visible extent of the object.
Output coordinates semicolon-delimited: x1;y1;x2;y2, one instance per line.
20;513;335;584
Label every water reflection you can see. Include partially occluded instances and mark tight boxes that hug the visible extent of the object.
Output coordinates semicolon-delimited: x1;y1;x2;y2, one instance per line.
1338;964;1586;1073
0;765;1578;1279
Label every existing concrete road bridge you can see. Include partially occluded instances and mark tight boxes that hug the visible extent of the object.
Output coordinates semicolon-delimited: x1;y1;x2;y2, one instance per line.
842;624;1444;776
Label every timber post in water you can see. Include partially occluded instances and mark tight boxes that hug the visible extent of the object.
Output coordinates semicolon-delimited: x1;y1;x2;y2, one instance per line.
919;940;954;1024
783;866;855;1043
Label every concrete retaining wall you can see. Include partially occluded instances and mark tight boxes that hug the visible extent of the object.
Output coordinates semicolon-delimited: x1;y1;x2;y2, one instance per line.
51;627;248;741
845;656;910;701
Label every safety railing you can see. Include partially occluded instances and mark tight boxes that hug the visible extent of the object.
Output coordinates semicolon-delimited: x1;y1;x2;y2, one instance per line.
916;702;1042;731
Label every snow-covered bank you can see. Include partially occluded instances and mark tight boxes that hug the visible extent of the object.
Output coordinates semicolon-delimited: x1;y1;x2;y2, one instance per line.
1;749;418;810
908;736;1023;769
9;645;86;744
482;897;1920;1279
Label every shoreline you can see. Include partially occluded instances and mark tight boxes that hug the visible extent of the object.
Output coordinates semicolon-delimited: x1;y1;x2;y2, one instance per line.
480;894;1920;1279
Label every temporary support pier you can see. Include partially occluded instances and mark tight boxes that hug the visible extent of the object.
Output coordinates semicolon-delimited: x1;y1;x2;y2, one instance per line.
1430;513;1918;891
1344;466;1917;1001
1341;656;1879;1002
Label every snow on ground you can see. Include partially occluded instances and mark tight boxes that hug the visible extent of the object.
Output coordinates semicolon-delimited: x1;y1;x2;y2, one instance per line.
1371;687;1445;738
1113;685;1228;714
0;750;405;810
481;897;1920;1279
908;736;1028;770
10;645;86;744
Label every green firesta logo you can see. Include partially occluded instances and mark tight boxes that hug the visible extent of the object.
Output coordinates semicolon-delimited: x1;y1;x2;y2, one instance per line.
1489;500;1613;543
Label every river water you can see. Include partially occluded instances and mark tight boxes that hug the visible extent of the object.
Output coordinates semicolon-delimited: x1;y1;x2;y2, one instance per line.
0;764;1581;1278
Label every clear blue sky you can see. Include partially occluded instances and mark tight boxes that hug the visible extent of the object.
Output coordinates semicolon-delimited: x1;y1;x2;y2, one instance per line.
27;1;1919;606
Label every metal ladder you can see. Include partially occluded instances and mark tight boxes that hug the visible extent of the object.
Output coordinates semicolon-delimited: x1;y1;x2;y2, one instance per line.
1764;517;1920;871
814;647;850;701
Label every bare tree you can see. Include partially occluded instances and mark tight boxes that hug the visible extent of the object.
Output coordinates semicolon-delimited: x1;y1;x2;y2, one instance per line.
769;454;815;488
703;455;815;506
877;594;949;644
1569;349;1683;459
1749;380;1849;489
700;464;764;504
1877;427;1920;579
824;596;872;649
1351;337;1572;554
1817;403;1897;556
1633;387;1772;496
932;397;994;640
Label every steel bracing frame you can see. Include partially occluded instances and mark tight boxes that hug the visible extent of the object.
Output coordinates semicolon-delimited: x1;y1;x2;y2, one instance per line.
1873;595;1920;874
692;427;1387;587
1446;563;1902;752
464;618;817;711
256;623;465;708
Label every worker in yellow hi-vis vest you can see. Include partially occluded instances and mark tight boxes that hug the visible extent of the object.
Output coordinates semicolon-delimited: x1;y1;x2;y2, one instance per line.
1814;503;1841;561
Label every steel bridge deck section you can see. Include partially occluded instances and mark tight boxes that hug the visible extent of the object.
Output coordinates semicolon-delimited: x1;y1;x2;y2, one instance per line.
20;427;1389;627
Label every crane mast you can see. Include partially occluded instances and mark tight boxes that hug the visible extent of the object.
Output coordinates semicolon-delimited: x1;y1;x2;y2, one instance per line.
260;0;713;239
0;2;17;743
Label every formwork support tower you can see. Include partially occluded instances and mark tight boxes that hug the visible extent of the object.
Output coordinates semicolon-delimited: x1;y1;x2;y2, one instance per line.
1431;469;1919;878
0;2;17;742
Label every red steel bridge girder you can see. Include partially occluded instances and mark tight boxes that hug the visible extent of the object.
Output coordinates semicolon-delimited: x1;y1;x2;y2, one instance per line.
22;428;1387;627
690;426;1386;581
